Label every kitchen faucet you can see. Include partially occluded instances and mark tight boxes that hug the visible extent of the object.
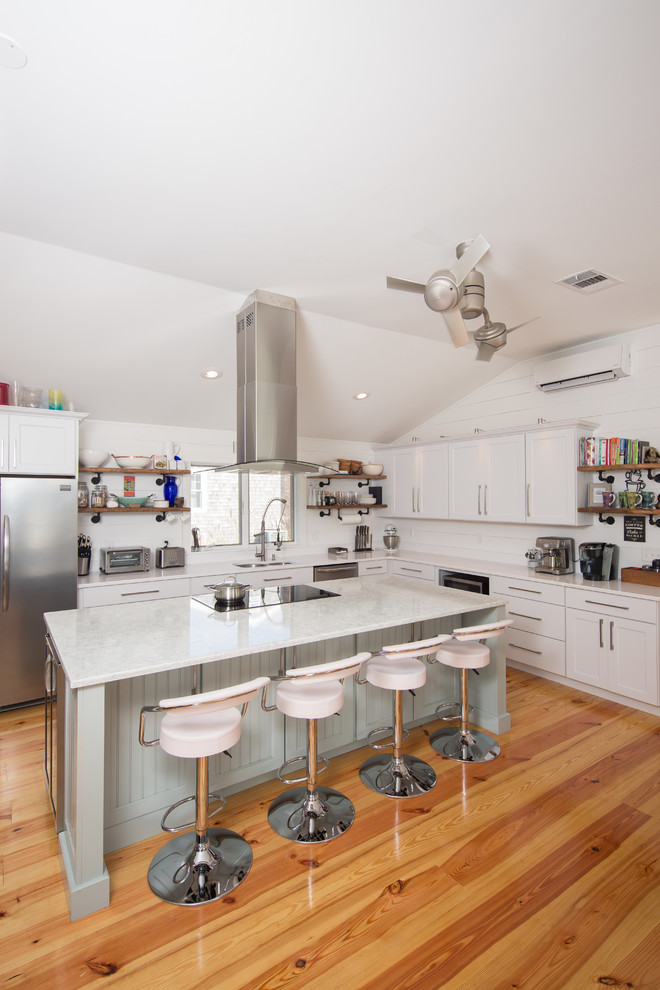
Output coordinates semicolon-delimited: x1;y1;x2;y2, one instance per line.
254;497;287;561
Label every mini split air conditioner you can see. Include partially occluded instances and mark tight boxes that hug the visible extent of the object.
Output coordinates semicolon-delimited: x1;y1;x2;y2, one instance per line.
533;342;632;393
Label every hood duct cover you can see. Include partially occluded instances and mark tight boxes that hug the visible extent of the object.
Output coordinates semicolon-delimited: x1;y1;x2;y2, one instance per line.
221;292;324;475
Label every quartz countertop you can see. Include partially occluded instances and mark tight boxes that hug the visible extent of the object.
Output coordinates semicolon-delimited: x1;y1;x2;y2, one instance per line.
47;576;507;689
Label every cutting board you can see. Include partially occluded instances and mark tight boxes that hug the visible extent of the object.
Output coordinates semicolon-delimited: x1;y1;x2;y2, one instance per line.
620;567;660;587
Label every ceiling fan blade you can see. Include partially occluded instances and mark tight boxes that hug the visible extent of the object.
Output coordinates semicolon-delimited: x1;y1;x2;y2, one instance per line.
505;315;541;335
476;342;496;362
443;305;470;347
386;275;427;294
449;234;490;287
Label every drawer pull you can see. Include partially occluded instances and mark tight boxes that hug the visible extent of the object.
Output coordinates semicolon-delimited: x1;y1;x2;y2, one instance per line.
508;611;541;621
121;589;159;597
401;566;422;573
364;566;382;571
610;620;614;651
509;643;542;655
264;576;292;582
599;618;604;649
584;600;629;611
508;586;542;595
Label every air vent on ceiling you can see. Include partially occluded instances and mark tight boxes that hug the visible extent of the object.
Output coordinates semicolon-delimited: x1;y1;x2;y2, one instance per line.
556;268;623;293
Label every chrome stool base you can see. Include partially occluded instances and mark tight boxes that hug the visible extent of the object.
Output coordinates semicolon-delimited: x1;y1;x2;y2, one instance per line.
147;827;253;905
429;726;500;763
359;753;436;798
267;785;355;843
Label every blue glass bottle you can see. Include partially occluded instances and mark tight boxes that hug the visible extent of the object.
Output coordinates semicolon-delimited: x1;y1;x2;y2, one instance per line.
163;475;178;506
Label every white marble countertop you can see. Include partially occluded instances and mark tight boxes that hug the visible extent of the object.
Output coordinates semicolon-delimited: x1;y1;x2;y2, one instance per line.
77;546;660;601
46;576;507;689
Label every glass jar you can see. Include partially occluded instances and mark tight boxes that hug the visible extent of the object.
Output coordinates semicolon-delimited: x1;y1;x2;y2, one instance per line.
90;485;107;508
77;481;89;508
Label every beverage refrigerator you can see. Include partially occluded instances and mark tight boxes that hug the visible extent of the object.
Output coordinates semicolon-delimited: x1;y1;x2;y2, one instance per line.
0;475;77;709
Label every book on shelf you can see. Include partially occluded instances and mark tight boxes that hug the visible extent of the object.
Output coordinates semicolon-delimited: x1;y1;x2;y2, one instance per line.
579;436;651;466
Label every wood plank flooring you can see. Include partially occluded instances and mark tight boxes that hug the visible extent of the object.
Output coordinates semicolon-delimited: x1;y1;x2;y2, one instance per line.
1;668;658;989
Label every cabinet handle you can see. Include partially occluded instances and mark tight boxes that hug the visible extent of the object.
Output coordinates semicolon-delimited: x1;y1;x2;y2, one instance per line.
584;600;629;610
484;484;488;516
412;487;415;514
526;483;531;517
263;576;292;582
364;565;382;571
12;438;18;469
610;620;614;651
0;437;3;467
478;484;482;515
508;611;541;621
417;488;421;513
509;643;542;655
121;589;159;597
401;566;422;574
599;618;604;648
508;586;542;595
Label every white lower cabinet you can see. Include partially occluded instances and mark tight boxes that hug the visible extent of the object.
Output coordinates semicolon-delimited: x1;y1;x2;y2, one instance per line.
78;577;190;608
491;576;566;676
389;559;437;582
565;588;659;705
358;560;388;576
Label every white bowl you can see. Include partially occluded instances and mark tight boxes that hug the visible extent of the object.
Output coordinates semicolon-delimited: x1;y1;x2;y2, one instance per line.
152;499;169;508
112;455;153;470
358;496;376;505
79;449;110;468
361;463;383;477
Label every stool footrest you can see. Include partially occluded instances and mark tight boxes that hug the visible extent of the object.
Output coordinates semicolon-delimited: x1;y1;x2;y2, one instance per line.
278;754;329;786
366;724;409;750
161;790;226;834
434;702;472;722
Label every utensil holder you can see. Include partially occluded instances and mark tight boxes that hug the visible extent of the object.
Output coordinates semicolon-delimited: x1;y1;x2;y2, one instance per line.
78;556;91;577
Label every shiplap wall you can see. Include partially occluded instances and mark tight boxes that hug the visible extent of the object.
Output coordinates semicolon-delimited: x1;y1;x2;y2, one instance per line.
380;325;660;570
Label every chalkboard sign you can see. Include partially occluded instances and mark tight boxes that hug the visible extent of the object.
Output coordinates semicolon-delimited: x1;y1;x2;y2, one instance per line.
623;515;646;542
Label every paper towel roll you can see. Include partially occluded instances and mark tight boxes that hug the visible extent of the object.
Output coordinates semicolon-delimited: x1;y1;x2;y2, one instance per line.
340;511;362;525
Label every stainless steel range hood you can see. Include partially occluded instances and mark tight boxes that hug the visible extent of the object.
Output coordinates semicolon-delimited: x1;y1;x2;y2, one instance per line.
221;291;324;475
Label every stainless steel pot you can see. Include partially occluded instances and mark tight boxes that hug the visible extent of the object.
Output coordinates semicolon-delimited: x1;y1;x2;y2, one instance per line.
205;576;251;602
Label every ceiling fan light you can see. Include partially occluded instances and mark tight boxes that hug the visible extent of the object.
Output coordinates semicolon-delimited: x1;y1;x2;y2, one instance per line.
424;272;460;312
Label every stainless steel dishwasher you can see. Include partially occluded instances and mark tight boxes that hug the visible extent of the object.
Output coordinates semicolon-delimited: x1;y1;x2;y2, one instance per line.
313;561;359;581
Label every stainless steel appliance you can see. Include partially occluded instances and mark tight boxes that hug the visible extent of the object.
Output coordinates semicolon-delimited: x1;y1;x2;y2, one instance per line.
579;542;617;581
1;476;77;709
155;542;185;568
534;536;575;575
313;561;359;581
439;570;489;595
99;546;151;573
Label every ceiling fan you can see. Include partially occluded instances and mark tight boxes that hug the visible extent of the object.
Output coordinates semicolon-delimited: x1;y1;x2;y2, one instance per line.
470;311;540;361
386;234;490;347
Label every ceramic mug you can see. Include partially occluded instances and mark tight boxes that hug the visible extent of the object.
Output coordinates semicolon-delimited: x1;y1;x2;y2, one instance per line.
640;491;657;508
602;491;617;508
625;491;643;508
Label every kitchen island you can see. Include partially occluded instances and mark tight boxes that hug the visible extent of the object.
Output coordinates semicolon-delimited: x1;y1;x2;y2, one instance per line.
45;575;508;920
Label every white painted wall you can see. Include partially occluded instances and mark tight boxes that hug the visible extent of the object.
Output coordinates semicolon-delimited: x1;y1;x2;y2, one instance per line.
378;324;660;570
78;419;381;567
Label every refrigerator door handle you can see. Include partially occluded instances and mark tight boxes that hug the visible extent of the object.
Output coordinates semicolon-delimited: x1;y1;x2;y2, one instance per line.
2;514;9;613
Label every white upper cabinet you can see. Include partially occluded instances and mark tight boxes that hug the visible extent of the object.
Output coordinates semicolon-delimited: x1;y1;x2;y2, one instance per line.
386;443;448;519
525;427;583;526
0;410;81;476
449;434;526;522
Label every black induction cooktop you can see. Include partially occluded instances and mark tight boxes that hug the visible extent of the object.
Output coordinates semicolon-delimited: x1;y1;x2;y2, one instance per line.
192;584;340;612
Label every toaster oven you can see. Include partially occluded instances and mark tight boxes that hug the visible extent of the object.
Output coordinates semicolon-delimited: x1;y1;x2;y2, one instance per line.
99;546;151;574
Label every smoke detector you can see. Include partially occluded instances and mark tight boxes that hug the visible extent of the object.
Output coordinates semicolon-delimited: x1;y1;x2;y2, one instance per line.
555;268;623;293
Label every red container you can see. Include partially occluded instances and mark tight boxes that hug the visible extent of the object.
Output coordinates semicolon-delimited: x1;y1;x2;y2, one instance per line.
0;382;9;405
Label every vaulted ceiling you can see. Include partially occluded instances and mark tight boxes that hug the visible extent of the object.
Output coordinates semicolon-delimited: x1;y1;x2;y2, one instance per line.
1;1;659;443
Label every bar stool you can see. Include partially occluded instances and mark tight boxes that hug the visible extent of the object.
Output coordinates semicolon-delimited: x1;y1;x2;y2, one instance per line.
138;675;270;905
357;635;451;798
263;652;371;843
428;619;512;763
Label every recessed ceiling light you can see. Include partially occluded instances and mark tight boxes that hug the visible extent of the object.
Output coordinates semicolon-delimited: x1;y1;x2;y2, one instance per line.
0;34;28;69
353;392;369;400
201;369;222;379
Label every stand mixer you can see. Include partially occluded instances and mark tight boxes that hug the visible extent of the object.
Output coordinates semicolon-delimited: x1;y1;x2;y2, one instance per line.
383;525;400;552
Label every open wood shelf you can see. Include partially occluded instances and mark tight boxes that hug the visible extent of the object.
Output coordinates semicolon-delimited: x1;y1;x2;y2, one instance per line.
308;474;387;480
79;467;190;475
578;507;658;516
306;504;388;510
78;506;190;514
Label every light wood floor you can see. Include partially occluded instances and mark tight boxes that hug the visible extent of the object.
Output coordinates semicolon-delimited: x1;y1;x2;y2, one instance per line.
1;667;658;989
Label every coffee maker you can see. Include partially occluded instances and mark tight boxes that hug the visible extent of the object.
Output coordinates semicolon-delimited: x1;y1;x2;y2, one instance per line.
579;542;617;581
534;537;575;575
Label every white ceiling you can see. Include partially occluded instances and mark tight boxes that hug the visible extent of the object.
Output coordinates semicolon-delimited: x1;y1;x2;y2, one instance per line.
1;1;659;444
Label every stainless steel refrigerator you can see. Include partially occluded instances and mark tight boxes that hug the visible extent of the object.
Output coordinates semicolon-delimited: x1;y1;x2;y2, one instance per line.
1;476;77;709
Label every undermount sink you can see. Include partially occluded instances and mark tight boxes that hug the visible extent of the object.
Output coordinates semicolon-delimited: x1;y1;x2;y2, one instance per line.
234;561;294;568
